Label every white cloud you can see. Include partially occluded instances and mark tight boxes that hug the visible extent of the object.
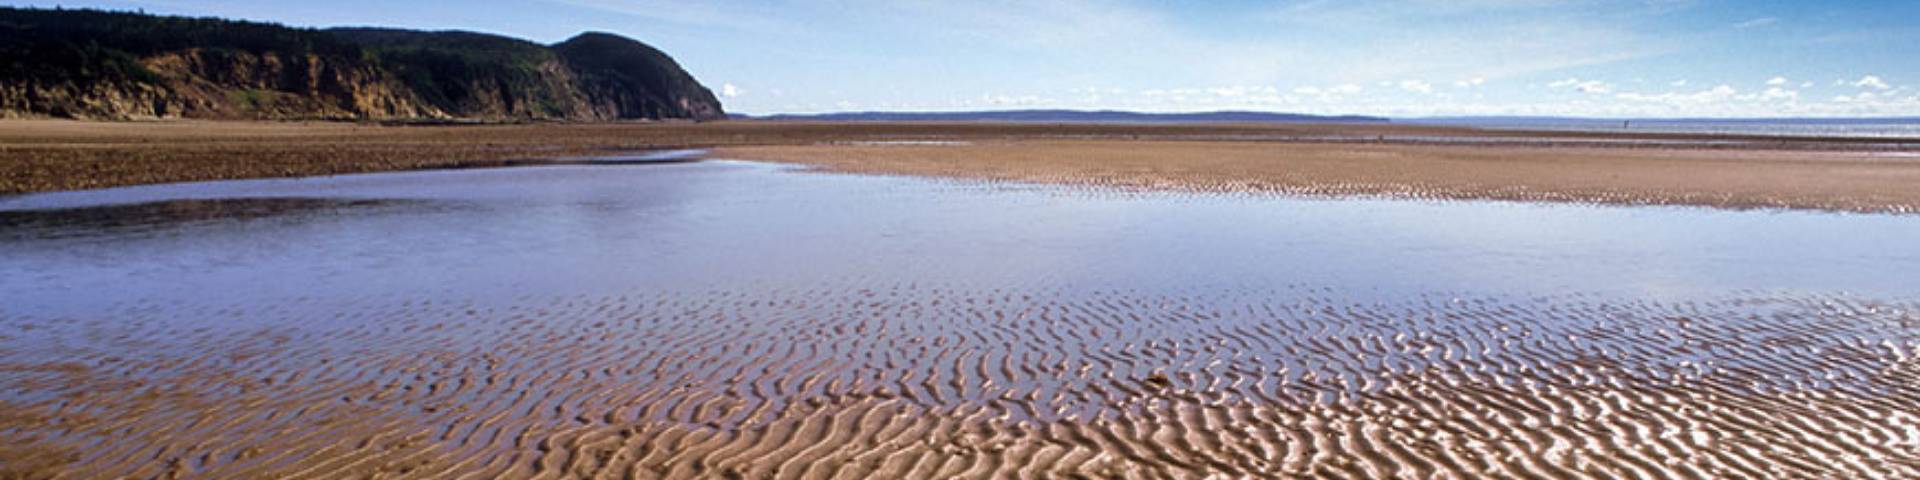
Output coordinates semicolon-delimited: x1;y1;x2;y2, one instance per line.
1853;75;1891;90
855;80;1918;117
1192;85;1281;99
978;93;1055;106
1833;92;1879;104
1252;1;1681;83
1280;83;1366;104
1549;77;1612;94
1615;84;1738;104
624;0;1915;117
1287;83;1365;102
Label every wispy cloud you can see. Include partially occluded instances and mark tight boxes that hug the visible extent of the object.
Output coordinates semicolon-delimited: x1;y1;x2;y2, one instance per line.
522;0;1912;116
1853;75;1891;90
1811;26;1920;45
1549;78;1613;94
1733;17;1778;29
1250;0;1686;83
554;0;1691;86
1759;87;1797;101
1611;85;1733;105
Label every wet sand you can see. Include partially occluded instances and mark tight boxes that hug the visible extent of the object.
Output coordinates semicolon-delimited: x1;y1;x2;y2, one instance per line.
2;119;1486;194
723;139;1920;213
3;162;1919;478
6;119;1920;214
6;289;1919;478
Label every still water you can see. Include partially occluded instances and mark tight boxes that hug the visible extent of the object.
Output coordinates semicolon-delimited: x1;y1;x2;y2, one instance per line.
4;160;1915;316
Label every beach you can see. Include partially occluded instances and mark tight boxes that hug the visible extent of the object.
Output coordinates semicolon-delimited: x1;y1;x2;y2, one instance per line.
7;0;1917;477
725;138;1920;213
5;119;1918;213
4;121;1920;478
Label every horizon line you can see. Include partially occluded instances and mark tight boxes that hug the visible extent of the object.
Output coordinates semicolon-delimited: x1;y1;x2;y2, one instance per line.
733;109;1920;122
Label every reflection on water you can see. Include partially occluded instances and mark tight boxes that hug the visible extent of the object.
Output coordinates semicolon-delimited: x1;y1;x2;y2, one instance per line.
3;160;1916;314
3;161;1920;478
0;197;422;241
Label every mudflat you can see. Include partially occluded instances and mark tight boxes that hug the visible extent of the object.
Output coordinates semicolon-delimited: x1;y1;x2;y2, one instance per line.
5;162;1920;478
0;119;1455;193
724;139;1920;213
5;132;1920;478
5;119;1918;212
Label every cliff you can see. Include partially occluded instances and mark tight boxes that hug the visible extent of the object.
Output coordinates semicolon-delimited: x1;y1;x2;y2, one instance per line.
0;8;724;121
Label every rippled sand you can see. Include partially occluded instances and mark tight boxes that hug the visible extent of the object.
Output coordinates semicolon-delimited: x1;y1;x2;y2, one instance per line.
722;140;1920;213
5;287;1917;478
7;118;1916;201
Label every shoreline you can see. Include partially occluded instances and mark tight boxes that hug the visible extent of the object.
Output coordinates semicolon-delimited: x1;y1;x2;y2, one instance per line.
4;119;1918;213
720;139;1920;214
7;120;1920;478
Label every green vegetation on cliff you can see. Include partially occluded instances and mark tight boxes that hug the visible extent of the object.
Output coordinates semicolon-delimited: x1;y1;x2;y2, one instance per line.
0;7;724;121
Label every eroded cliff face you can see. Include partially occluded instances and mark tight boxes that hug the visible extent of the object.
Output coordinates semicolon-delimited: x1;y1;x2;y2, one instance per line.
3;49;424;121
0;9;725;121
133;49;442;120
0;81;172;120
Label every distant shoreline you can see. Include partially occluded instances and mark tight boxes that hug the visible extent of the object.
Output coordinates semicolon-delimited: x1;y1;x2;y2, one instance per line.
734;109;1390;124
3;119;1917;213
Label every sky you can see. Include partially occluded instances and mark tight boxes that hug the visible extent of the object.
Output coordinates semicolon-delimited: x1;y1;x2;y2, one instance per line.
10;0;1920;117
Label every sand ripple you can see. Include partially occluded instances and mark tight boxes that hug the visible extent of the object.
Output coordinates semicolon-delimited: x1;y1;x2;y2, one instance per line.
3;287;1918;478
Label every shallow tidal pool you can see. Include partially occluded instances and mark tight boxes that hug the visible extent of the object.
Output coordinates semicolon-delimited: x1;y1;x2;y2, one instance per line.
2;160;1918;478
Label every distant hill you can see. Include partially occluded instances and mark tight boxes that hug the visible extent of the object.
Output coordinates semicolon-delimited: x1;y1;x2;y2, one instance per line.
740;109;1388;124
0;7;723;121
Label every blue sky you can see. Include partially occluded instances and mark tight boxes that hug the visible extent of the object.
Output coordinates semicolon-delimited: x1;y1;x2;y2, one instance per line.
11;0;1919;117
